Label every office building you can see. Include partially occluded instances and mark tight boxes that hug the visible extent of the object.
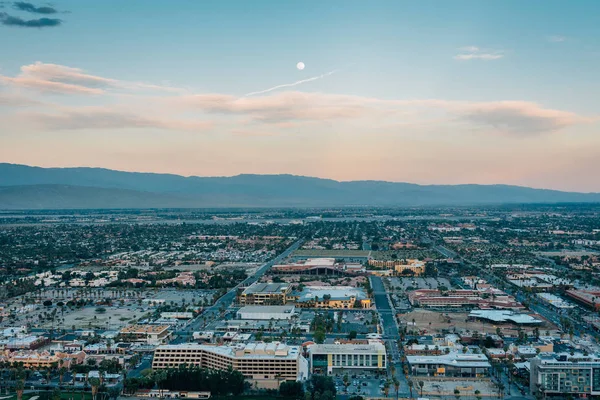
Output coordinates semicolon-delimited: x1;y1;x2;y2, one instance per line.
530;353;600;397
307;340;386;374
120;325;171;345
152;342;308;389
237;282;291;306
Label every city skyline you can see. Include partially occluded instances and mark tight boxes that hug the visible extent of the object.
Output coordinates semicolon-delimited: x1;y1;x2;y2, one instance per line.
1;1;600;191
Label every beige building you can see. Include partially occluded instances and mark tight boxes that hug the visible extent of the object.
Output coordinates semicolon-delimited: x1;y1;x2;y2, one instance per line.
152;342;308;389
368;259;425;275
238;282;291;306
120;325;171;345
0;349;86;369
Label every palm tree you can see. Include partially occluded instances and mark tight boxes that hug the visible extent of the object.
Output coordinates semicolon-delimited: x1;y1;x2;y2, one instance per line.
383;379;390;397
393;377;400;400
408;380;414;398
89;377;101;400
58;366;67;385
418;380;424;397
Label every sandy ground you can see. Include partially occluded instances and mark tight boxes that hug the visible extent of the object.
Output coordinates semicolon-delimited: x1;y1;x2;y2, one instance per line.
399;309;558;337
419;379;500;397
40;305;142;330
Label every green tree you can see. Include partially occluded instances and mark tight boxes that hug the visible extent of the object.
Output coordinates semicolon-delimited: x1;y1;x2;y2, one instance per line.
89;377;102;400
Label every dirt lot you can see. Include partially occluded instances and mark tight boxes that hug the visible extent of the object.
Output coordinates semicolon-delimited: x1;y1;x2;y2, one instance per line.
419;378;500;398
40;304;142;330
399;309;559;337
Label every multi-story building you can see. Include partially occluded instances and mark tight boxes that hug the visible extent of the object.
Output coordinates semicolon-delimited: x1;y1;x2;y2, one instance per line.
407;289;523;309
152;342;308;389
307;340;386;374
367;259;425;275
237;282;291;306
119;325;171;345
406;352;491;377
530;353;600;397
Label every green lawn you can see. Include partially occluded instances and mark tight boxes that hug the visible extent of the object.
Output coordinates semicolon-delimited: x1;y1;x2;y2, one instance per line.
210;396;279;400
6;391;95;400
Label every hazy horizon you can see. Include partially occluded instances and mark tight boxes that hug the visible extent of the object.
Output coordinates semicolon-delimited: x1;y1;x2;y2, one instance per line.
2;1;600;192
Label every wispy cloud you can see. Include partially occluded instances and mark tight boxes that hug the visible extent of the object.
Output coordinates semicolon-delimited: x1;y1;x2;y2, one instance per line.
13;2;57;14
0;11;60;27
454;46;504;61
1;61;594;136
244;70;337;97
174;91;592;134
0;62;185;95
547;35;566;43
20;107;213;132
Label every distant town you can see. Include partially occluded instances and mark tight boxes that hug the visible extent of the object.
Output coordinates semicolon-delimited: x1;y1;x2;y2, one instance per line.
0;205;599;400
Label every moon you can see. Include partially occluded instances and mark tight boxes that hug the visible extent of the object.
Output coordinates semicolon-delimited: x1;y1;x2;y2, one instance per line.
296;62;305;70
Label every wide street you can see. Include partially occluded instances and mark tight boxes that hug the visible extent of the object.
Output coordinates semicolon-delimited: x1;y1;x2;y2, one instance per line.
370;275;410;398
171;238;304;343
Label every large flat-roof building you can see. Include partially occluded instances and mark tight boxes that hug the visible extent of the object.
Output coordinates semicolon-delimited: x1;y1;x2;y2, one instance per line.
468;310;543;325
566;289;600;311
407;289;523;310
236;305;296;320
307;340;386;374
237;282;291;306
407;353;491;377
152;342;308;389
271;258;365;276
292;286;371;309
530;353;600;397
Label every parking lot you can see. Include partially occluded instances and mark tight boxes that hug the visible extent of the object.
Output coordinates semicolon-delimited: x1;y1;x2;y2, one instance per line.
331;370;388;398
390;277;453;291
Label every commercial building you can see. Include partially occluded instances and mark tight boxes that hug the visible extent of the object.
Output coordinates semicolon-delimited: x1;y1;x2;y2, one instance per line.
368;259;425;276
152;342;308;389
292;286;371;309
530;353;600;397
237;282;291;306
407;352;491;377
307;340;386;374
3;335;48;350
468;310;543;325
0;350;86;369
271;258;364;276
407;289;523;310
537;293;575;310
566;289;600;311
236;305;296;320
120;325;171;345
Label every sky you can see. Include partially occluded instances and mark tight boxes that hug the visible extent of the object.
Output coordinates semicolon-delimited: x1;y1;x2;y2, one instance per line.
1;0;599;192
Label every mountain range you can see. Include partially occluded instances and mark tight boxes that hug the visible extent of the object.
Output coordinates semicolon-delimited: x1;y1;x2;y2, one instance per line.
0;163;599;209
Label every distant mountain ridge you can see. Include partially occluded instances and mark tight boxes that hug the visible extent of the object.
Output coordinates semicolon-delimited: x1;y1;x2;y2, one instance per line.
0;163;599;209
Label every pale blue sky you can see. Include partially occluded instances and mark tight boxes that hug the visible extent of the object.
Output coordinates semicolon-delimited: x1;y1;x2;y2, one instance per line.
1;1;599;190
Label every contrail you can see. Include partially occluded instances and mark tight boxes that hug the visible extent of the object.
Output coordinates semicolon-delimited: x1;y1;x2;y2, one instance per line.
244;69;338;97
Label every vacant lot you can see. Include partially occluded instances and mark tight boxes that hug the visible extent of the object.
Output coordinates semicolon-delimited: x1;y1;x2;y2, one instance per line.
399;309;558;337
419;378;500;398
42;304;142;330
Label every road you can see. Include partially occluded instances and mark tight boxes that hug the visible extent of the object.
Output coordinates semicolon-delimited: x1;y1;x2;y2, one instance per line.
369;275;412;398
171;238;305;344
